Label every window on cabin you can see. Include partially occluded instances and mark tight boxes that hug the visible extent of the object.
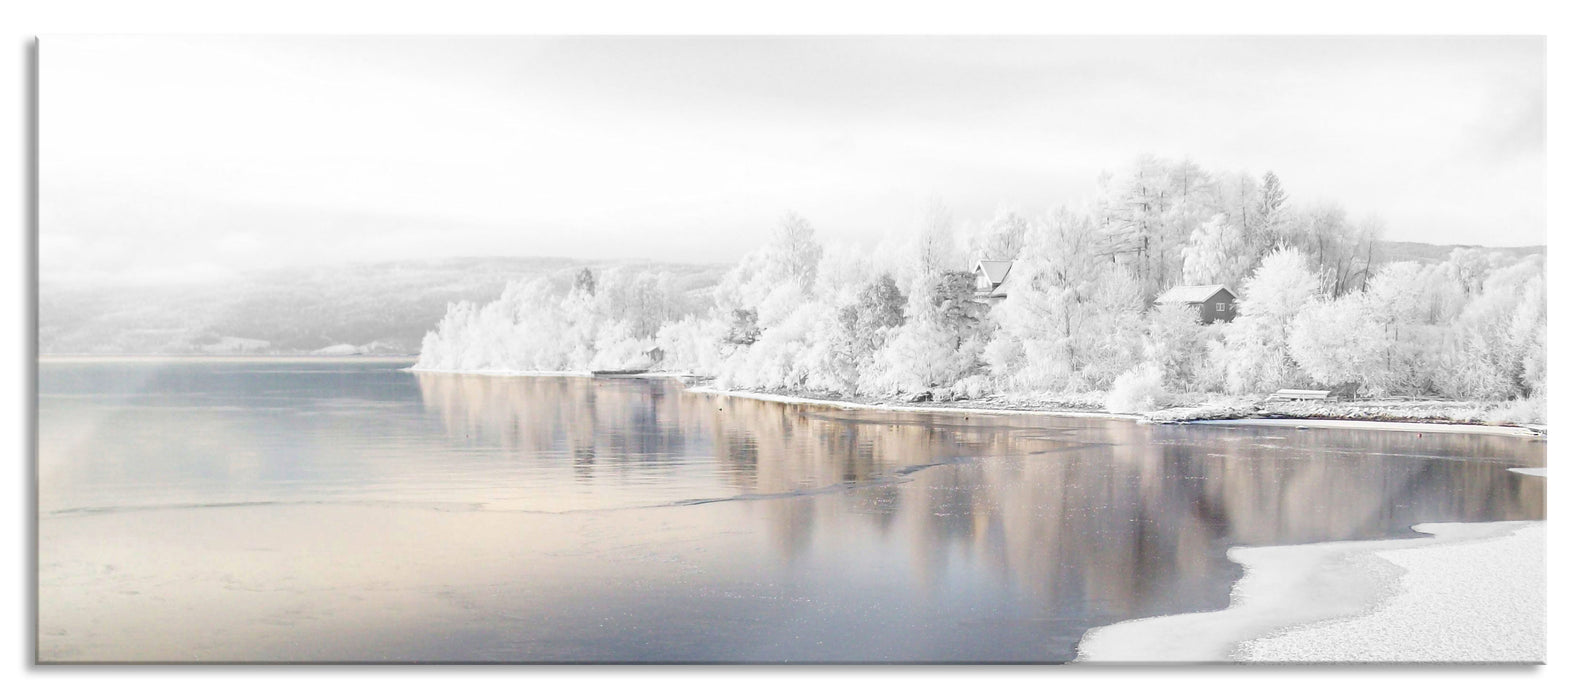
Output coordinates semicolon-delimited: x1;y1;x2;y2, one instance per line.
1216;302;1226;312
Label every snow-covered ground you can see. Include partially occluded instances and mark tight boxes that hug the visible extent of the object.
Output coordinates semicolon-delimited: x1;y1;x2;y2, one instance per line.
687;385;1128;420
687;385;1547;437
1144;397;1545;432
1077;519;1545;663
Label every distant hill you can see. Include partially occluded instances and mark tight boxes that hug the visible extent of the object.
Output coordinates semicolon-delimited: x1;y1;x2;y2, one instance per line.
39;257;727;356
1374;240;1545;267
38;242;1543;356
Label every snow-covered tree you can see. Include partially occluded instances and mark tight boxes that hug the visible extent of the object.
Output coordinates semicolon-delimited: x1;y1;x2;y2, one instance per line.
1288;292;1388;393
1439;257;1546;400
1253;171;1289;249
901;199;960;288
413;154;1543;411
1180;214;1251;287
968;207;1029;261
1144;302;1216;392
767;211;824;295
874;271;988;394
1222;248;1322;394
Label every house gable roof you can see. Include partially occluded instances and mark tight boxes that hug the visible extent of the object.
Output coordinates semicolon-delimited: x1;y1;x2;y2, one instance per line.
973;260;1013;286
1155;284;1236;304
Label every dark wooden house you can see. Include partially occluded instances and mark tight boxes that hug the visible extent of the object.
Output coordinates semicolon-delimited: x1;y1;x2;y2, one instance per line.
1155;284;1238;324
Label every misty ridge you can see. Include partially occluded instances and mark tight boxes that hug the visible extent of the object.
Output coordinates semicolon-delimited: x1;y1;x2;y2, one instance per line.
39;257;725;356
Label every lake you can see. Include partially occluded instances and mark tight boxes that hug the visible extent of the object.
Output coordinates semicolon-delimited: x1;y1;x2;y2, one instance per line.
36;358;1547;663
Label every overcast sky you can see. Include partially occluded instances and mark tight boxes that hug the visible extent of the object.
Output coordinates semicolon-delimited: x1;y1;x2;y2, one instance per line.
40;35;1544;286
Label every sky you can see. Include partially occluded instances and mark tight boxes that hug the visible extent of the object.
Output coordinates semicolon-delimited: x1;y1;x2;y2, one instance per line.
40;35;1545;287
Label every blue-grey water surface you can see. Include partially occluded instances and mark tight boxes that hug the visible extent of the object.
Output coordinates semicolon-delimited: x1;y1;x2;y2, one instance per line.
37;358;1546;662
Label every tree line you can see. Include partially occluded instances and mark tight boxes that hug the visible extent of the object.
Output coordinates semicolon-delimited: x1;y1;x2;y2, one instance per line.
415;156;1544;415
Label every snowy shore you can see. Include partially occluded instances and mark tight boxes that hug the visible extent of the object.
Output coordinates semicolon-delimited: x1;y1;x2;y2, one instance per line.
1077;518;1546;663
686;384;1546;437
686;385;1127;420
395;364;1544;433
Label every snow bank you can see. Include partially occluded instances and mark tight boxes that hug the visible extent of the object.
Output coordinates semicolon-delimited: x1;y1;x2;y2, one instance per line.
687;385;1128;420
1142;401;1259;423
690;386;1545;438
1242;522;1544;663
1076;521;1544;663
1140;397;1547;433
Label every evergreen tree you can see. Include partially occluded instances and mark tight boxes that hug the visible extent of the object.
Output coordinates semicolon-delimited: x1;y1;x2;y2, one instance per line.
573;267;596;297
1255;171;1289;248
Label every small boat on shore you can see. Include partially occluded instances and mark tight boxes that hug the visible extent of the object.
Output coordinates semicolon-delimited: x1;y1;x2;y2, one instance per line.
591;369;652;377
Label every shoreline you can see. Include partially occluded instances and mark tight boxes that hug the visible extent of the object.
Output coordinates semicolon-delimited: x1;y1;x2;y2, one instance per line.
687;385;1129;421
143;357;1539;438
1191;418;1542;438
688;385;1547;438
405;367;705;380
1077;519;1546;663
44;357;1546;437
406;366;595;377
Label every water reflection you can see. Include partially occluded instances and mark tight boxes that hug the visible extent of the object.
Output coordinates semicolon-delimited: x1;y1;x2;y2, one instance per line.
414;371;1545;638
39;360;1545;662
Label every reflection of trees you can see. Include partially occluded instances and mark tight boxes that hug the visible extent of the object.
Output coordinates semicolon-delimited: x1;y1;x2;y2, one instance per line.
886;421;1546;623
417;374;699;478
415;374;1545;626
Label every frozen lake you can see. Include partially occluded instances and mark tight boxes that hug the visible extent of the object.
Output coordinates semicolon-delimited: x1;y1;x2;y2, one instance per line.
37;358;1547;663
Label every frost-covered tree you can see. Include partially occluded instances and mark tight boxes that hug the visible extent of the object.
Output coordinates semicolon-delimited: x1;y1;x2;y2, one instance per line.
1100;156;1172;295
767;212;824;295
1144;302;1216;392
804;274;910;392
840;274;905;352
573;267;596;297
901;199;960;288
984;210;1146;394
1288;292;1388;393
1253;171;1289;249
724;308;761;347
1440;257;1546;400
1098;156;1227;298
655;315;727;374
414;267;692;373
1351;261;1460;395
1507;276;1546;397
875;271;988;393
968;207;1029;261
414;154;1543;411
983;211;1097;390
1180;214;1251;287
1222;248;1322;394
713;213;826;330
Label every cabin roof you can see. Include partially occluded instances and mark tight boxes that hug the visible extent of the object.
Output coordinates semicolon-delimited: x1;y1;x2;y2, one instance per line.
973;260;1014;285
1156;284;1236;304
